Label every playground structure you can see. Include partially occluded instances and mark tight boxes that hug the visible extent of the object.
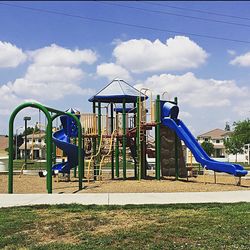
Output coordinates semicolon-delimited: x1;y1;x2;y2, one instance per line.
8;79;248;193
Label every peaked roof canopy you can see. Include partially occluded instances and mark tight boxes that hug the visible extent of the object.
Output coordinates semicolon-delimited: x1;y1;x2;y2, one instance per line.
65;108;80;114
88;79;148;103
197;129;227;140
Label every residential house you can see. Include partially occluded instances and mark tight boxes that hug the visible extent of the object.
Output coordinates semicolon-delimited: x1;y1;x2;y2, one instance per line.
0;135;8;157
0;135;8;151
186;128;250;164
197;129;227;158
19;132;46;159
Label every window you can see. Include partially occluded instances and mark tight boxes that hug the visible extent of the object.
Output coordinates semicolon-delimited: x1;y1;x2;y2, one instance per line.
38;139;42;143
216;140;220;143
205;138;209;142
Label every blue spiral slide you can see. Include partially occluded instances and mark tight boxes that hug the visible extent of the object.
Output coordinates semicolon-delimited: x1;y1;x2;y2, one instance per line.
162;102;248;177
52;115;83;174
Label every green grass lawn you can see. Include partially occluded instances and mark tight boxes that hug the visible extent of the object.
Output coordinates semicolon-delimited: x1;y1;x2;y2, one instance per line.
0;203;249;249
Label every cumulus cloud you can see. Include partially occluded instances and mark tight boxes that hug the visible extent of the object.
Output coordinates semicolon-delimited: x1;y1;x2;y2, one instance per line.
28;44;97;66
113;36;208;73
230;52;250;67
0;44;96;114
227;49;236;56
0;83;22;115
96;63;131;81
135;72;247;108
0;41;27;68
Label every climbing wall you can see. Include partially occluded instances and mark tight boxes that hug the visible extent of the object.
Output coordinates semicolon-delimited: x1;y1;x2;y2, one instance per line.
160;125;187;178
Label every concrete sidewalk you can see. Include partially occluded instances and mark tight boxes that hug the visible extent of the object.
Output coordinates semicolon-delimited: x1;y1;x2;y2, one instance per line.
0;191;250;208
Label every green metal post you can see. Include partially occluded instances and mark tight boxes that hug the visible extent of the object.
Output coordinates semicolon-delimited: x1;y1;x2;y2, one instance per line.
115;137;119;177
92;102;97;180
46;120;53;193
96;102;101;179
136;97;141;180
110;103;114;179
52;141;56;165
133;102;137;179
174;96;179;180
76;119;83;189
155;95;161;180
73;137;77;178
98;102;101;146
122;99;126;179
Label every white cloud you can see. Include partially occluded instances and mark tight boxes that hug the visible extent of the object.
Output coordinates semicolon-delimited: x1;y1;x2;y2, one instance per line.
0;41;27;68
113;36;208;73
135;72;250;135
25;65;84;83
230;52;250;67
96;63;131;81
0;83;22;115
135;72;247;108
0;44;96;115
233;100;250;117
29;44;97;66
179;111;192;119
227;49;236;56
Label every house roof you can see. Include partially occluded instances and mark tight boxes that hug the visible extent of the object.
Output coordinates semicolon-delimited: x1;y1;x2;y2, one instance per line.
88;79;148;103
197;129;227;140
24;132;46;139
0;135;8;150
19;143;46;150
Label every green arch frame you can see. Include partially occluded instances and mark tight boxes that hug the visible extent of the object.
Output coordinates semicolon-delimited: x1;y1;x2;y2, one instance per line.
8;102;83;194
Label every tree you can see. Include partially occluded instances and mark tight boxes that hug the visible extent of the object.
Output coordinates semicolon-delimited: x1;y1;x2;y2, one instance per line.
223;119;250;162
201;141;214;156
22;125;40;136
224;136;244;162
233;119;250;145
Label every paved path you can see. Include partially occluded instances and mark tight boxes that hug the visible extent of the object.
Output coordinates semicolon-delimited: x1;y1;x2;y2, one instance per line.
1;191;250;208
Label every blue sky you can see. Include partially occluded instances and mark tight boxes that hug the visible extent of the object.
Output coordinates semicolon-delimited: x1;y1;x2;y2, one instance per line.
0;1;250;136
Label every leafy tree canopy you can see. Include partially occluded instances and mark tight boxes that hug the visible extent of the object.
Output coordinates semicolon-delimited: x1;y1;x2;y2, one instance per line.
224;119;250;157
201;141;214;156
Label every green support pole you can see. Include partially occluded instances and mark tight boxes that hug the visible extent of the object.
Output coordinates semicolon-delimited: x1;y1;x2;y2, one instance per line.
133;102;137;179
155;95;161;180
77;125;83;189
96;102;101;179
122;99;126;179
115;137;119;177
110;103;114;179
92;102;96;178
73;137;77;178
174;96;179;180
136;97;141;180
141;132;147;179
46;121;53;193
98;102;101;146
52;141;56;165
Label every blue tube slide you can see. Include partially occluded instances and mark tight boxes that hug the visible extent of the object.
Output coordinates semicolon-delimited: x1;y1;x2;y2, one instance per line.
161;102;248;177
52;115;83;174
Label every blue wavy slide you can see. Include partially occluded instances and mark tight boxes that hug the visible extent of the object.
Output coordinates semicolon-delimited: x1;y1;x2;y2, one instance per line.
52;115;83;174
163;117;248;177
